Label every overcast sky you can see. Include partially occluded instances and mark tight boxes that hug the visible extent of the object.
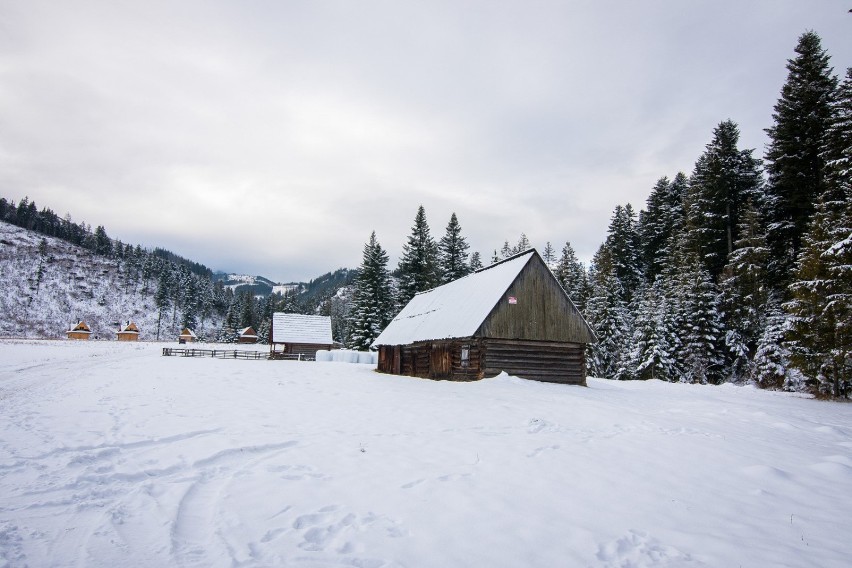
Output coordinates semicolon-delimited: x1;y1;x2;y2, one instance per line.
1;1;850;282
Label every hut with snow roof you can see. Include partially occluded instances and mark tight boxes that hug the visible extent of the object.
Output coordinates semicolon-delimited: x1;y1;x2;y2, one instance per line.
237;326;258;344
178;327;198;343
116;321;140;341
373;249;596;385
270;313;333;359
66;321;92;340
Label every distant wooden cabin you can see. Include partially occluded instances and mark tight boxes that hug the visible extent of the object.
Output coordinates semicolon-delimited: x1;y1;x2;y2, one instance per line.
374;249;596;385
237;326;258;344
270;313;333;359
66;321;92;340
178;327;198;343
116;321;140;342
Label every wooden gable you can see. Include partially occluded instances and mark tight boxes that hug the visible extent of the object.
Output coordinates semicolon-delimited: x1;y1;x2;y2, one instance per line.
477;252;595;344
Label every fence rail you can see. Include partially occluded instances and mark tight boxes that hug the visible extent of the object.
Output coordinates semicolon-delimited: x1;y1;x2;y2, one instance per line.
162;347;270;360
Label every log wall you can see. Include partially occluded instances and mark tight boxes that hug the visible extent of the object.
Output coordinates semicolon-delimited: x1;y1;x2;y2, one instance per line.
482;338;586;385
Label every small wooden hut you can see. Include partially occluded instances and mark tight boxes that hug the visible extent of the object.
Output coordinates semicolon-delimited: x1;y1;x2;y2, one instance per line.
374;249;596;385
270;313;333;359
178;327;198;343
237;326;258;344
66;321;92;340
116;321;140;342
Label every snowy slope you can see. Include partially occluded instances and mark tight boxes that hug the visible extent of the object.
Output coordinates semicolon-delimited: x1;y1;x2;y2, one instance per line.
0;221;221;340
1;339;851;567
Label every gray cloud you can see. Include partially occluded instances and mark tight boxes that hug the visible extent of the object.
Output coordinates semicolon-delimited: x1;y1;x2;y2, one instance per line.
1;0;849;281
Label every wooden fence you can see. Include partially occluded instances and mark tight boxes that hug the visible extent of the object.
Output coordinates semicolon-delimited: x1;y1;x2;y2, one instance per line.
162;348;315;361
162;347;267;360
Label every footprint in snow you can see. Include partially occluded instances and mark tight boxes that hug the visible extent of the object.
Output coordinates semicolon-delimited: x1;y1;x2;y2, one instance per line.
596;530;704;567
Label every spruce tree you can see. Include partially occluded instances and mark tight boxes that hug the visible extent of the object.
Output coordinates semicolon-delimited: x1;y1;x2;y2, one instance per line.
349;232;395;351
585;245;631;379
627;279;679;381
604;204;642;303
397;206;439;306
679;263;725;385
542;242;556;268
718;201;771;382
155;271;171;341
554;241;586;308
687;120;763;280
514;233;531;254
437;212;471;284
753;299;796;390
786;191;852;398
764;31;838;289
469;251;483;272
639;173;688;283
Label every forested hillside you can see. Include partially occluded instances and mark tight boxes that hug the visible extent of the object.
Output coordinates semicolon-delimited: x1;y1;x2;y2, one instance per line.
0;199;357;343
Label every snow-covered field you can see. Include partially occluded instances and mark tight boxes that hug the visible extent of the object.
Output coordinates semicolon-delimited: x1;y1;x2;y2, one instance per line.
1;340;850;567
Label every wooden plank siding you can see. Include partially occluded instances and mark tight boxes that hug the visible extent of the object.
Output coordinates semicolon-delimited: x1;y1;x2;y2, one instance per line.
379;341;484;382
477;254;594;344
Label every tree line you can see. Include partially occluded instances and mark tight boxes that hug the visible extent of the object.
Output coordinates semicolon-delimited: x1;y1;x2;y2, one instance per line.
349;31;851;398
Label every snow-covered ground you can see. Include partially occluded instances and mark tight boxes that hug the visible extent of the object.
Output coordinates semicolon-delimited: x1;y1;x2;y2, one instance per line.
1;340;850;567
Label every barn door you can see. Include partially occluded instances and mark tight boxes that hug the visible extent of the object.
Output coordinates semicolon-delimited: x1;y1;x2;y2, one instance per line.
393;345;401;375
430;343;451;379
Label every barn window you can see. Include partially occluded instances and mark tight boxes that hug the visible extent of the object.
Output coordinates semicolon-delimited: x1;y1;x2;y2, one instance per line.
461;345;470;367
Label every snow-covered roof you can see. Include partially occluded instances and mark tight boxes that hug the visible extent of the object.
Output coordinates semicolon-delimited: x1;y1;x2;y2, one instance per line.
272;313;333;345
180;328;198;338
374;250;535;346
119;321;139;333
69;321;91;333
239;327;257;337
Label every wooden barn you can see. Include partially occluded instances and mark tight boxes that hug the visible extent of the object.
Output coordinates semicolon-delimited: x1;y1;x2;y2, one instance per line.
270;313;333;359
178;327;197;343
237;326;258;344
116;321;140;341
66;321;92;340
374;249;596;385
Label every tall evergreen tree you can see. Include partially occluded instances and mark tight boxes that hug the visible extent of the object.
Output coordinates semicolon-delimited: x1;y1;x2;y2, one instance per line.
554;241;586;308
718;201;771;382
585;245;631;379
514;233;531;254
764;31;838;289
604;204;642;303
155;270;171;341
397;206;439;306
627;279;679;382
437;212;471;283
786;191;852;398
541;241;556;268
639;173;688;283
753;299;795;390
349;232;395;351
687;120;763;280
678;262;725;385
239;289;255;329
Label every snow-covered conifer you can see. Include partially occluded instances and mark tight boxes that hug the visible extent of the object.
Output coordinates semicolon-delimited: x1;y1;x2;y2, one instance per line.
437;212;471;284
397;206;439;306
764;31;838;289
349;232;395;351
